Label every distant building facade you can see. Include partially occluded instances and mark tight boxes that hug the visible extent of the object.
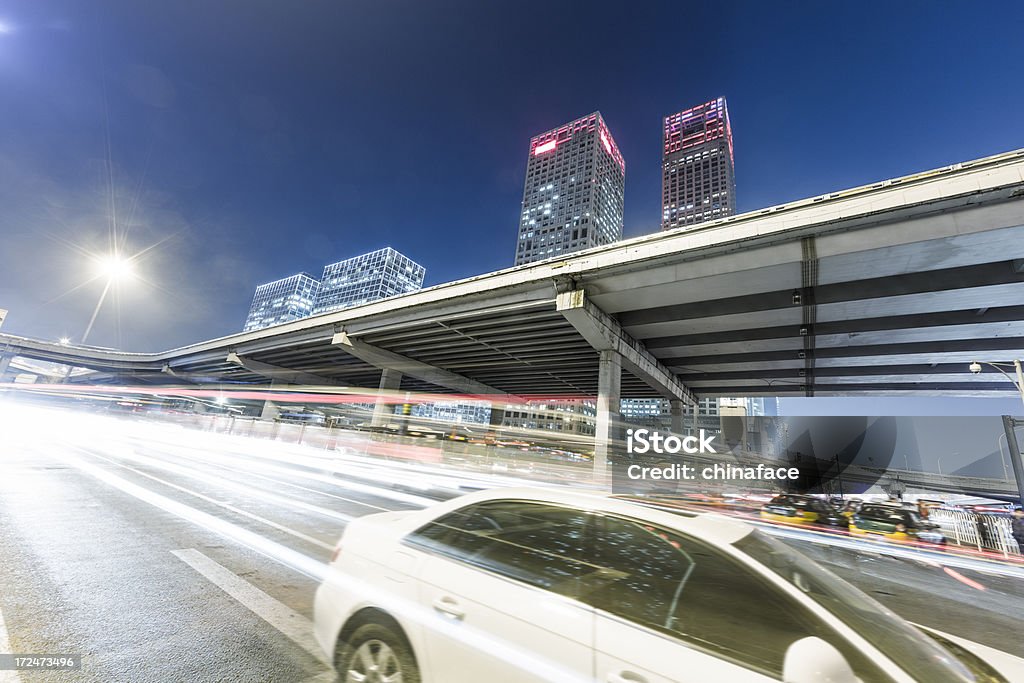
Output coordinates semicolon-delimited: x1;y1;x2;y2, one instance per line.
621;398;671;428
314;247;425;315
243;273;321;332
502;400;597;436
662;97;736;230
514;112;625;265
410;401;492;425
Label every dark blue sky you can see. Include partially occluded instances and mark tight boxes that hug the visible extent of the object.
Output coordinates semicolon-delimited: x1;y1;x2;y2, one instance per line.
1;1;1023;353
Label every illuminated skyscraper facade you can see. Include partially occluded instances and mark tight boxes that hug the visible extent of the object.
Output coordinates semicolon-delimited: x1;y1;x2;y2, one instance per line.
243;273;321;332
314;247;425;315
662;97;736;230
514;112;625;266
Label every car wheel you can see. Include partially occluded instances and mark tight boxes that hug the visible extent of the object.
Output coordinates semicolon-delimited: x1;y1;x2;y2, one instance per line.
337;622;420;683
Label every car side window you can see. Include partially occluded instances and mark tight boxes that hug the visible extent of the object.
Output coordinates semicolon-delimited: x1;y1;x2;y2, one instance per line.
406;501;593;599
582;516;886;680
859;505;882;520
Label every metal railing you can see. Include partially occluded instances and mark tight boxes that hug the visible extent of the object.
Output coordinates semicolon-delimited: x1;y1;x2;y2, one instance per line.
929;507;1020;557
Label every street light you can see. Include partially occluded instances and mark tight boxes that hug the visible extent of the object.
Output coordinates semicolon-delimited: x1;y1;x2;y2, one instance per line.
997;432;1012;481
59;252;138;383
969;359;1024;409
94;255;135;282
973;360;1024;505
81;253;136;346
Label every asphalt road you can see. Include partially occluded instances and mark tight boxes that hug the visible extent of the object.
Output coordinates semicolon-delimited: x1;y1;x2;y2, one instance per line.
1;405;1022;682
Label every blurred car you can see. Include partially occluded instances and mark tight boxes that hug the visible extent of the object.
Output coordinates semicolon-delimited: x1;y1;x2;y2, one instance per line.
760;494;850;529
314;487;1020;682
850;503;946;544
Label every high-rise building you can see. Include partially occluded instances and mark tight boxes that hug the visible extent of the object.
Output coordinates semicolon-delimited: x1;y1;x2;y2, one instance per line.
314;247;425;315
662;97;736;230
514;112;625;266
243;273;321;332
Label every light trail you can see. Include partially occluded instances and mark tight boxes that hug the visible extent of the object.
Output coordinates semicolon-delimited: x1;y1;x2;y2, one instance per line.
75;444;356;523
942;567;988;592
87;451;336;551
53;447;593;683
120;437;441;507
758;523;1024;580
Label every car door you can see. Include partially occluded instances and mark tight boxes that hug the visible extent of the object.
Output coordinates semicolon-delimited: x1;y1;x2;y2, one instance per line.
854;505;883;534
583;515;886;683
404;501;595;683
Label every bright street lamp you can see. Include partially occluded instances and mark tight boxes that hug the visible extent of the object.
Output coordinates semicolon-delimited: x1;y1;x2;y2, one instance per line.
80;253;137;347
62;253;140;382
94;255;135;282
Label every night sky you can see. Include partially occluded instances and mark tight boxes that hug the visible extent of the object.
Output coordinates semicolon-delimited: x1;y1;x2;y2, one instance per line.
1;1;1023;357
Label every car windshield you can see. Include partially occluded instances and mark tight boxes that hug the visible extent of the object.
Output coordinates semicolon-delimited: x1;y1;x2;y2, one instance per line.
734;530;977;682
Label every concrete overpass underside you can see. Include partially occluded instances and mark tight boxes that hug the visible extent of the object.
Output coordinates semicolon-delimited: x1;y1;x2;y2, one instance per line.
3;148;1024;404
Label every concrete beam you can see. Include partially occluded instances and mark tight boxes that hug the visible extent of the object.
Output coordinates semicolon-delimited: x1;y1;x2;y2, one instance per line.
225;352;338;386
556;289;695;406
331;332;509;399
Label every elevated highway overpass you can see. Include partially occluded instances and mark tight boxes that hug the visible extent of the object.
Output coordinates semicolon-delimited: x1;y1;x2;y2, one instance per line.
4;148;1024;468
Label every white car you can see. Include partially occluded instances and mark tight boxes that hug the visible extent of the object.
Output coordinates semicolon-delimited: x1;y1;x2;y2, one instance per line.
314;487;1024;683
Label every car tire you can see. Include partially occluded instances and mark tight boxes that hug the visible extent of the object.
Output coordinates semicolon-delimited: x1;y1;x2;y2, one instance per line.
337;622;420;683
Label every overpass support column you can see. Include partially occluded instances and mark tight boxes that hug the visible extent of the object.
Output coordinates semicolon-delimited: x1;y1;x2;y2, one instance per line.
372;369;403;428
0;354;11;382
670;400;685;434
260;385;281;421
595;350;622;485
487;403;506;439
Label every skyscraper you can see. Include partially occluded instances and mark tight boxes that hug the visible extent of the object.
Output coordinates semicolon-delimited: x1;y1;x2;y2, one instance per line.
662;97;736;230
314;247;425;315
514;112;625;266
243;273;321;332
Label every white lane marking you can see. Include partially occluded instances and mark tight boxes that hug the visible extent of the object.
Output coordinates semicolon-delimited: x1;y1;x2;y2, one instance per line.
171;549;330;669
89;453;334;550
55;449;328;582
0;604;24;683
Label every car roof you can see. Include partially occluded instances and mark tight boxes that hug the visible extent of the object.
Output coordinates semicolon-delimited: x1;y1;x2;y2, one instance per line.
419;486;754;547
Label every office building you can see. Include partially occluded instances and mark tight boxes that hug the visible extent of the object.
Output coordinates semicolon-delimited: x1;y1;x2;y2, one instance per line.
621;398;671;428
314;247;425;315
502;400;597;436
514;112;625;265
243;273;321;332
410;401;492;426
662;97;736;230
